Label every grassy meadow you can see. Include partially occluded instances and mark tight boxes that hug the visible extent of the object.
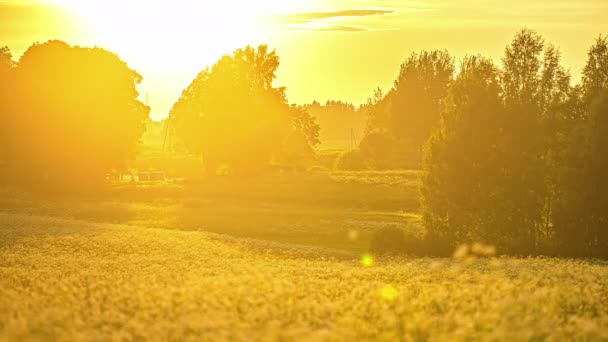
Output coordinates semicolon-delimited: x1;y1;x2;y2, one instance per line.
2;13;608;340
1;170;608;340
0;171;422;253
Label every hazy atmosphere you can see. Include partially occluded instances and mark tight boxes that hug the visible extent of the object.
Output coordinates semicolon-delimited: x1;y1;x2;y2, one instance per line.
2;0;607;119
1;0;608;340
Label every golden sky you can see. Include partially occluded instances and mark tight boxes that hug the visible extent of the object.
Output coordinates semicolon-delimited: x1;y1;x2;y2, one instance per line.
1;0;608;120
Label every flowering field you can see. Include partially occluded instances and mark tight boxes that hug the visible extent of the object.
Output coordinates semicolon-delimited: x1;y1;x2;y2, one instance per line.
1;212;607;340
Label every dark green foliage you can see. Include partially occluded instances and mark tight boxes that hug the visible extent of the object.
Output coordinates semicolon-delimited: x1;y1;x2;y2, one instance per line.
553;36;608;257
0;46;15;172
334;150;367;171
357;51;455;169
358;130;407;169
391;50;454;154
370;226;405;254
422;55;507;248
369;228;455;257
422;30;608;257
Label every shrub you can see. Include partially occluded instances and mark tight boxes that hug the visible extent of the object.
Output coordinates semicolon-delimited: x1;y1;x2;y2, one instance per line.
398;232;454;257
370;226;405;254
334;150;367;171
402;233;424;256
420;234;455;257
359;130;404;169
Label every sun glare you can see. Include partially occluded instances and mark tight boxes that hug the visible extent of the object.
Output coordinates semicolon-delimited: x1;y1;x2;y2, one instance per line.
2;0;608;339
34;0;320;119
43;1;262;53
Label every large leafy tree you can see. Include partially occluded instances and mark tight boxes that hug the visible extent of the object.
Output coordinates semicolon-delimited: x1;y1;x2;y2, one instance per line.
2;41;149;188
170;45;319;175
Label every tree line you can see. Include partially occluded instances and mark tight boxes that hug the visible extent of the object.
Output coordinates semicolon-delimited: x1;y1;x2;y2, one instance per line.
0;31;606;257
407;30;605;257
335;30;607;257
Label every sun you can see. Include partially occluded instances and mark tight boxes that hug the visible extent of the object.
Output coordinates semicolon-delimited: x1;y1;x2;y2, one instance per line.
42;1;261;53
29;0;347;119
36;0;315;72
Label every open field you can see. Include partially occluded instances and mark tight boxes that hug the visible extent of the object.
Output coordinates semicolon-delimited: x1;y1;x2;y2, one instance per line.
1;212;607;340
1;172;608;340
3;6;608;340
0;171;422;253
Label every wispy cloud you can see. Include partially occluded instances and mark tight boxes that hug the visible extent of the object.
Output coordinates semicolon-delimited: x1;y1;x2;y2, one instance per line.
266;8;398;32
279;9;395;23
283;25;368;33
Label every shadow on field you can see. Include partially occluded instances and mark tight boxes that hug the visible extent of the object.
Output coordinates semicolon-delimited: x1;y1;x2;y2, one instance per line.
0;171;422;252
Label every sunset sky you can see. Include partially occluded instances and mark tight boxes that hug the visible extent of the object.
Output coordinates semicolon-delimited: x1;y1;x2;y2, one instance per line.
2;0;607;120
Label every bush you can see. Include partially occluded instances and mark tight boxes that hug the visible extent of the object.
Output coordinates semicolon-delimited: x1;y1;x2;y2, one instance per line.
334;150;367;171
419;234;455;257
370;226;405;254
399;233;453;257
370;227;457;257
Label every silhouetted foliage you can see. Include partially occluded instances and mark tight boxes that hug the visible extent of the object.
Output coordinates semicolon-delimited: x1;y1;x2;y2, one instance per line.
370;226;405;254
553;36;608;257
358;130;405;170
1;30;607;258
357;50;455;169
288;105;321;147
422;30;608;257
1;41;149;189
334;149;367;171
363;87;389;134
0;46;14;75
170;45;319;175
392;50;454;156
0;46;15;169
422;55;507;248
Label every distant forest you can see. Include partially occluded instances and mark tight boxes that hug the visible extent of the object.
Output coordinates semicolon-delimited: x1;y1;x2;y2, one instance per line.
1;29;607;257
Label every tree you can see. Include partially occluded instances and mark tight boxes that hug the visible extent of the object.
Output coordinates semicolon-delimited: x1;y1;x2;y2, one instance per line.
554;36;608;257
170;45;319;175
422;30;572;255
3;40;149;188
0;46;15;172
275;105;320;171
359;50;454;169
422;55;506;248
391;50;454;149
363;87;386;134
288;105;320;147
498;29;571;252
358;130;402;169
0;46;14;75
581;36;608;102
